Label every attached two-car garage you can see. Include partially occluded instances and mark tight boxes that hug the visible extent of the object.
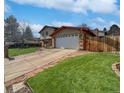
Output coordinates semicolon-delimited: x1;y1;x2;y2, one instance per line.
51;26;81;49
56;36;79;49
50;26;95;50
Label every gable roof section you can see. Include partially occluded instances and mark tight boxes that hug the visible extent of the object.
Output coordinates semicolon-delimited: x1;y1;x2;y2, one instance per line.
50;26;96;36
91;30;105;36
39;25;58;33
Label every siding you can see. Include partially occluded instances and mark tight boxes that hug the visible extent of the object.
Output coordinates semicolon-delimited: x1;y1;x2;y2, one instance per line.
55;28;80;37
41;28;56;39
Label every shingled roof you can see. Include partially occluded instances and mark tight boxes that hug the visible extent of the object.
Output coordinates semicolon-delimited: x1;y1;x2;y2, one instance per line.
39;25;58;33
50;26;96;36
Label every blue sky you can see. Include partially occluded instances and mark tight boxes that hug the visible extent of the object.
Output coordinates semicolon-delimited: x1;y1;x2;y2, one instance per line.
4;0;120;37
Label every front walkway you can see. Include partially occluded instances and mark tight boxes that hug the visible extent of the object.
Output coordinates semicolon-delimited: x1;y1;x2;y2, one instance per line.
4;49;77;83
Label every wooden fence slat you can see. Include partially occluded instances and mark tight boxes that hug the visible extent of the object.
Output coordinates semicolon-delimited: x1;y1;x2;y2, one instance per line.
84;36;119;52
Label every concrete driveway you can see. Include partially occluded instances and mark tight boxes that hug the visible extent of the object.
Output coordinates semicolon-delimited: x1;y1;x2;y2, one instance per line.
4;49;77;82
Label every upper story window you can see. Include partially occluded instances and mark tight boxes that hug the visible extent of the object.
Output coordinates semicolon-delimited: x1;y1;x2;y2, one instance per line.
42;32;44;36
46;31;48;36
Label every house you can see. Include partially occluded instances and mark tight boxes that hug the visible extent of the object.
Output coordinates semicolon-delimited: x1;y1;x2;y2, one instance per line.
39;25;95;50
50;26;95;50
39;25;58;48
33;38;41;43
91;28;105;37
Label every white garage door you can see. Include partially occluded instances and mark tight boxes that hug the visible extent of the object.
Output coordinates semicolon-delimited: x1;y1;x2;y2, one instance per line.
56;36;79;49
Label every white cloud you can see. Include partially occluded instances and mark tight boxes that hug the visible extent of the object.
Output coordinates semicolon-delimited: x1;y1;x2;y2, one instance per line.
109;21;120;27
52;21;74;27
4;3;11;13
19;22;43;37
92;17;106;24
9;0;119;15
88;0;118;14
30;24;43;37
89;17;119;30
30;24;43;32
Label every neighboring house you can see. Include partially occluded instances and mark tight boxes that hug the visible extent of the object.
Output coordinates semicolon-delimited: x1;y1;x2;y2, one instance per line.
91;25;120;37
50;26;95;50
33;38;41;43
91;29;105;37
39;25;58;48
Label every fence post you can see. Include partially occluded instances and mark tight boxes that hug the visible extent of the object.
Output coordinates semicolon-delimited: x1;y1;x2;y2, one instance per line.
88;36;90;51
4;45;9;58
83;33;86;50
116;36;120;51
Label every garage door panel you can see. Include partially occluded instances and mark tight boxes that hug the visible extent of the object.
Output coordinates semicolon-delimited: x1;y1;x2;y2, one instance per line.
56;36;79;49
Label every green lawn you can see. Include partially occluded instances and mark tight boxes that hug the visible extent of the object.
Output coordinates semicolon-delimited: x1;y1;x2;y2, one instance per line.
27;53;120;93
9;47;39;57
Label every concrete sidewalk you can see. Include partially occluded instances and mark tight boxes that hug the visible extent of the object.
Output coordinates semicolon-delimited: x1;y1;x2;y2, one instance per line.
5;49;77;82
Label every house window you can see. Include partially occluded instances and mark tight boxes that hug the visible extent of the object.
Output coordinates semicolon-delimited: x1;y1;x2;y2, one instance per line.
63;34;65;37
42;32;44;36
46;31;48;36
72;34;74;37
75;33;78;36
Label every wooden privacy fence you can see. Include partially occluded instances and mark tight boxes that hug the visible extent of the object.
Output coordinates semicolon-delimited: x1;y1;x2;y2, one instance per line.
84;36;120;52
